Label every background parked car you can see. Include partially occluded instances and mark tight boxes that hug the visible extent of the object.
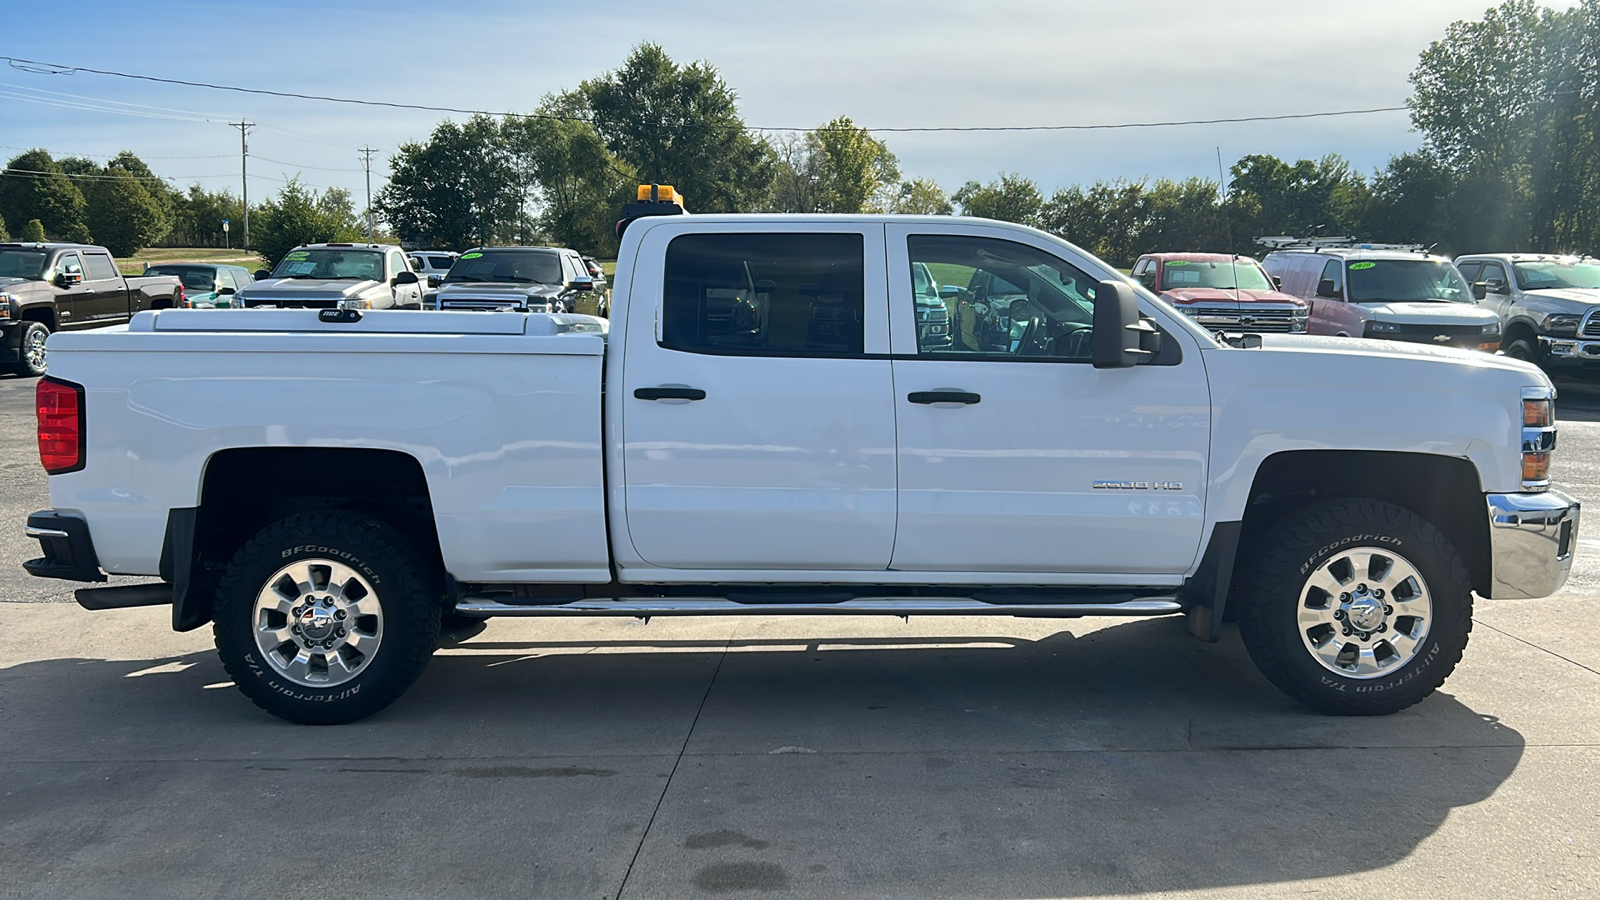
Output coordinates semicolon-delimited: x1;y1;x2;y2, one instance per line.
408;250;458;288
238;243;423;310
1454;253;1600;368
432;246;596;313
1132;252;1307;333
1260;240;1501;351
143;263;256;309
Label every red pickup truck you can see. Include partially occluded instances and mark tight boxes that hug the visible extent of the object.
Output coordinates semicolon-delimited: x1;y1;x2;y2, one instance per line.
1;242;184;376
1132;252;1308;333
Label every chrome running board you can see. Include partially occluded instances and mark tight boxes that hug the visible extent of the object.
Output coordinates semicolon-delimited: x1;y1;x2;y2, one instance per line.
454;596;1183;619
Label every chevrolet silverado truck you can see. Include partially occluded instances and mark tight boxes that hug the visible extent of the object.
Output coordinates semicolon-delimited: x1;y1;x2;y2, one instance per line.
1454;254;1600;368
23;197;1579;724
1131;252;1308;333
429;246;596;314
1;242;183;377
237;243;423;310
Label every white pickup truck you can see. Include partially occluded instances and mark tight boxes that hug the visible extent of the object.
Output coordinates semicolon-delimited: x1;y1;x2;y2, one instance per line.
24;197;1580;724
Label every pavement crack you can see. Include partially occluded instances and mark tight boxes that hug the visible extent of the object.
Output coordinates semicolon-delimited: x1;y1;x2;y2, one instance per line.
1475;618;1600;680
613;633;729;900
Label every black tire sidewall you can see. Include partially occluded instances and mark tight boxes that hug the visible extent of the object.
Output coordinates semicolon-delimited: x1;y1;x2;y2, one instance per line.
1239;500;1473;714
1505;339;1538;365
213;513;440;724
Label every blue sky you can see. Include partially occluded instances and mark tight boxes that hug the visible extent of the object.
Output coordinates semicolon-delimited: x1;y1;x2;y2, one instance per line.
1;0;1572;210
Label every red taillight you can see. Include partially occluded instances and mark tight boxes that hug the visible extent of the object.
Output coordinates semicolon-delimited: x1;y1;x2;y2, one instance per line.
178;285;188;308
37;377;85;474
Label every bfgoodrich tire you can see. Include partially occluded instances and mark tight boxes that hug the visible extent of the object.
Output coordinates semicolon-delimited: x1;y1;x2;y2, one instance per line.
1236;498;1473;715
212;512;442;724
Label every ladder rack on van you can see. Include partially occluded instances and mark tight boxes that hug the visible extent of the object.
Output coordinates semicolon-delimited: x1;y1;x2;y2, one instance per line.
1255;236;1428;253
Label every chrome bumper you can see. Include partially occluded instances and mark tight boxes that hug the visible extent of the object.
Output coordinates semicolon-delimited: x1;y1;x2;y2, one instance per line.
1541;337;1600;359
1487;491;1579;599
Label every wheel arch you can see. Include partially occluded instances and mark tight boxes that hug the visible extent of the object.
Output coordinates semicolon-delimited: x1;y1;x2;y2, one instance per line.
1240;450;1489;596
169;446;445;631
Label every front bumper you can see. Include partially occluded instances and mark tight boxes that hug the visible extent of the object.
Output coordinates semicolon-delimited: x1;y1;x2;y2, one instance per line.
22;510;106;582
1540;336;1600;362
1487;491;1579;599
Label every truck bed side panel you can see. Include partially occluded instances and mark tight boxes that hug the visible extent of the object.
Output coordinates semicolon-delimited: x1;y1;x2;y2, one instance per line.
45;328;609;582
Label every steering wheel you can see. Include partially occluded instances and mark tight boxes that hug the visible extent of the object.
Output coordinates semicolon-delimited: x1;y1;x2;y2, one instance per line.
1054;325;1094;359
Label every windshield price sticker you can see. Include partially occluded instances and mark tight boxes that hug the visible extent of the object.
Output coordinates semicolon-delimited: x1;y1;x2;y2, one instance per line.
1350;262;1376;270
460;252;483;259
283;261;316;276
1166;260;1189;266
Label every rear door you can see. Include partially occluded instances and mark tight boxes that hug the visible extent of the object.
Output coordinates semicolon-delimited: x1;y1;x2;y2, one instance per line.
619;222;897;571
80;251;130;325
885;222;1211;577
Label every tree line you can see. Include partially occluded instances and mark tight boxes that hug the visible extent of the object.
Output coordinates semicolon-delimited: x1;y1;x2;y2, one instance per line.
2;0;1595;265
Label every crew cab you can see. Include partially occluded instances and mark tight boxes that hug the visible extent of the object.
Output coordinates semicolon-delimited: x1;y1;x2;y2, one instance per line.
1454;254;1600;368
1131;253;1308;333
1260;240;1501;350
428;246;596;313
24;197;1579;726
237;243;423;310
0;242;183;377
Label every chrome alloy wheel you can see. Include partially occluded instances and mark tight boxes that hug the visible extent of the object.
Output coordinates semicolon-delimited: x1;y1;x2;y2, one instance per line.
1298;547;1433;679
23;326;47;372
252;559;383;687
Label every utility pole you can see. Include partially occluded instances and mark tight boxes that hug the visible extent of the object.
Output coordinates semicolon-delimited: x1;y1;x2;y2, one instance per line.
358;147;378;241
230;121;255;249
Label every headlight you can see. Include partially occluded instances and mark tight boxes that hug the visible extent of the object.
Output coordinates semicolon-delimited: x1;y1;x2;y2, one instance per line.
1368;320;1403;334
339;298;372;310
1541;313;1582;336
1481;320;1502;335
0;292;15;319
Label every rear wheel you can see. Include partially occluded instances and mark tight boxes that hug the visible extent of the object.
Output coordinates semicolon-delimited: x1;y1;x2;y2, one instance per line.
1236;498;1473;715
212;512;441;724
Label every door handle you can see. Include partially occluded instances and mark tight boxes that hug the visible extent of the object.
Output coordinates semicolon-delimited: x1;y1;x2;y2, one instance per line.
634;386;706;401
908;390;981;405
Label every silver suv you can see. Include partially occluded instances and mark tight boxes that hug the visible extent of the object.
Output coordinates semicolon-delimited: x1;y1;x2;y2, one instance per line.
1454;253;1600;368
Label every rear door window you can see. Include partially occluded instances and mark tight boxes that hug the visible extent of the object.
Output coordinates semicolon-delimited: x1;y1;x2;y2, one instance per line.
83;252;120;282
662;233;865;357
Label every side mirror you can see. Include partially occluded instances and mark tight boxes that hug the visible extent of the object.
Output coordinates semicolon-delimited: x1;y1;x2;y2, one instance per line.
56;271;83;287
569;276;595;292
939;285;961;299
1489;281;1509;295
1316;279;1343;300
218;286;236;296
1471;282;1488;301
1270;275;1282;290
427;274;441;288
755;279;777;294
1092;280;1161;369
393;271;420;286
254;269;272;281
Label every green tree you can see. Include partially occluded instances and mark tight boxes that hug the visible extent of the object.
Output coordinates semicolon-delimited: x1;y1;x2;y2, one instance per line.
252;177;364;266
503;97;637;255
1224;153;1370;249
808;117;899;213
889;178;953;215
1364;151;1456;248
376;115;520;249
954;173;1044;227
20;218;46;242
169;185;244;248
579;43;775;212
0;210;8;241
1040;179;1150;265
0;150;87;239
83;168;168;257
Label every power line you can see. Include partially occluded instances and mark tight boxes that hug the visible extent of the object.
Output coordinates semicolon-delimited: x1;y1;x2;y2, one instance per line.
252;154;365;172
3;54;1412;134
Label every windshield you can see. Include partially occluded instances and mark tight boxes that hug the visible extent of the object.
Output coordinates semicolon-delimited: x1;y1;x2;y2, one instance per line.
443;250;562;285
1514;260;1600;291
0;249;49;280
1159;258;1273;292
269;248;384;281
1346;259;1473;304
146;265;218;291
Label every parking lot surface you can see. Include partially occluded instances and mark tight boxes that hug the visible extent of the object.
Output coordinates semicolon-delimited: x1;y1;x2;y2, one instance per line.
2;370;1598;899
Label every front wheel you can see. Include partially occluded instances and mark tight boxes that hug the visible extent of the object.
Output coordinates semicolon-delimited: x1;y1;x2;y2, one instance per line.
1503;338;1538;365
13;321;50;377
1236;498;1473;715
212;512;442;724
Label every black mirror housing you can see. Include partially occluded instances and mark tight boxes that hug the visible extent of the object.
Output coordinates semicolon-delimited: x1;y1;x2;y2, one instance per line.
569;276;595;292
1471;282;1489;301
393;271;420;286
254;269;272;281
1316;279;1342;299
217;286;236;296
1092;280;1160;369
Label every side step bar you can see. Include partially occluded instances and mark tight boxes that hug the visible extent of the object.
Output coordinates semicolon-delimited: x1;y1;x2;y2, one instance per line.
455;596;1183;619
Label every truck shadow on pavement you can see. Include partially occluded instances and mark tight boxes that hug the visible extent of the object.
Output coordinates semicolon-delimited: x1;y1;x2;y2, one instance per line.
1;615;1524;898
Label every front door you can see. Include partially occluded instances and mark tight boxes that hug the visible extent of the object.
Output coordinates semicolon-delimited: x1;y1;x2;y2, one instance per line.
619;224;897;571
51;252;93;330
886;223;1211;577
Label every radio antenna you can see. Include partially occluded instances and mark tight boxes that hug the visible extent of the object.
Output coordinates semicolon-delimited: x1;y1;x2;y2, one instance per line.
1218;147;1241;303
